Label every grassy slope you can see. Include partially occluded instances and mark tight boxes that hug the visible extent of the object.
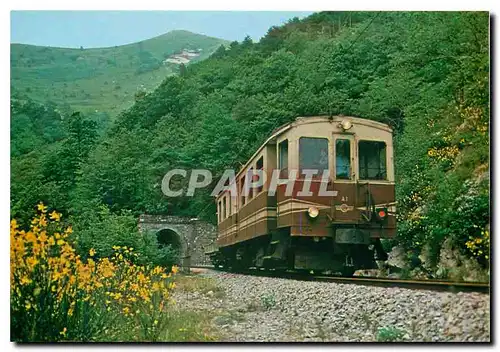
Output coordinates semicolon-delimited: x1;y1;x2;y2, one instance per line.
11;30;229;115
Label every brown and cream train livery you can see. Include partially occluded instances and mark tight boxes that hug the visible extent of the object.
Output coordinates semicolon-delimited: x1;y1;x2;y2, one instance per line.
208;115;396;275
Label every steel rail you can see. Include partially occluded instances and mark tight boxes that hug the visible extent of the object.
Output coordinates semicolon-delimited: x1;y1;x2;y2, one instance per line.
185;265;490;293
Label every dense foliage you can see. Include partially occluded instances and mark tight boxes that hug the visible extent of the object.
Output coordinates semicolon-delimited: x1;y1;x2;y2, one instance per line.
11;11;490;278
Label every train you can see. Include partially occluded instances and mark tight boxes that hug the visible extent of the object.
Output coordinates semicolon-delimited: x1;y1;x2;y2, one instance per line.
206;115;396;276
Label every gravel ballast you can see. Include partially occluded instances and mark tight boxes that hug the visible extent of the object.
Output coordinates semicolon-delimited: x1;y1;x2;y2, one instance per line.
172;270;490;342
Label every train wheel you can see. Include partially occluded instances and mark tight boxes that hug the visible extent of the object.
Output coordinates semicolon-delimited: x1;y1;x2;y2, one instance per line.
254;247;265;268
341;267;356;277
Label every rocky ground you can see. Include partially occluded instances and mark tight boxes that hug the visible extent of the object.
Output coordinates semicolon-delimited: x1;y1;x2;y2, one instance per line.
172;269;490;342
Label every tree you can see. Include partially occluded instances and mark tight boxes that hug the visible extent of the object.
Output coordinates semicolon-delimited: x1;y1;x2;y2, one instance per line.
179;63;187;77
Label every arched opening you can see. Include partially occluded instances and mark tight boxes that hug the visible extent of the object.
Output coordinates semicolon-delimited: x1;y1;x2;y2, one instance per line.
156;229;183;253
156;229;183;266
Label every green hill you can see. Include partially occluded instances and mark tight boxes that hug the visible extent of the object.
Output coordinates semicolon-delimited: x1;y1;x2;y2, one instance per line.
10;30;229;115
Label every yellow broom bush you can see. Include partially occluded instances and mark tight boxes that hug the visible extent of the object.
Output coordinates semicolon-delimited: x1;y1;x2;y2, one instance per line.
11;203;178;342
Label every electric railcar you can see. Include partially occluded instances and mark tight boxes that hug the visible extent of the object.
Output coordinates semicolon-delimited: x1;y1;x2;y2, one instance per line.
207;115;396;275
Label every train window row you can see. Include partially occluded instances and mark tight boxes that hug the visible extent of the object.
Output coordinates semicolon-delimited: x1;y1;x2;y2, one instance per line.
217;154;264;223
278;138;387;181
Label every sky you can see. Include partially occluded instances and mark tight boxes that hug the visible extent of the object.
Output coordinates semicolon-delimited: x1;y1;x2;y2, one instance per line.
10;11;314;48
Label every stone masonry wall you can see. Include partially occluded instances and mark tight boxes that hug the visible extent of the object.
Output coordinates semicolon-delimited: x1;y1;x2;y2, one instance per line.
138;214;217;266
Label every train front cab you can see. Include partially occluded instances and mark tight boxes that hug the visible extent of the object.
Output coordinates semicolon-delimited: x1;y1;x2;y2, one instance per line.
273;117;396;274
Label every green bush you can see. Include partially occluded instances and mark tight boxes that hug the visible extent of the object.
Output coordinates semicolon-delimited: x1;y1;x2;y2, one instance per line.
71;205;179;267
260;293;276;310
376;326;406;342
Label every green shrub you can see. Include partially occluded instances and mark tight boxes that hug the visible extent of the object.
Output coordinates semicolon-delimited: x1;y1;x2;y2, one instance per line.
376;326;406;342
71;205;179;267
260;293;276;310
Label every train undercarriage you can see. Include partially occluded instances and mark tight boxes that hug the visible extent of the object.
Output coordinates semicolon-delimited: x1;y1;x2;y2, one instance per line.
208;227;388;276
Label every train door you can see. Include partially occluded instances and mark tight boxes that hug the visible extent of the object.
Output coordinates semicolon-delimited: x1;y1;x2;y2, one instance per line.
332;134;357;222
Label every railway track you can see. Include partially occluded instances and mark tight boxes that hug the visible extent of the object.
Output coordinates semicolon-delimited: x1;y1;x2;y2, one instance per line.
185;264;490;294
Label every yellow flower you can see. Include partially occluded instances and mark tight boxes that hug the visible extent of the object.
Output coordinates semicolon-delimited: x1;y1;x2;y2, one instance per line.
26;257;39;269
39;231;48;243
24;233;37;245
49;211;61;222
89;248;96;257
153;266;163;275
48;237;56;246
38;216;47;227
171;265;179;274
20;276;32;285
37;202;47;213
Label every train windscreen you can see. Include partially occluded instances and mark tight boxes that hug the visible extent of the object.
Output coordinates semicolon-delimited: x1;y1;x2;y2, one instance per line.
358;140;387;180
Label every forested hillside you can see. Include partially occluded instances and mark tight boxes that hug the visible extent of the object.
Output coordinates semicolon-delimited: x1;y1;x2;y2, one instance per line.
11;11;490;280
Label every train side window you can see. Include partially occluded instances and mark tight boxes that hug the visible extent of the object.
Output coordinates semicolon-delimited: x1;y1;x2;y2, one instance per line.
358;141;387;180
278;140;288;178
248;168;254;201
335;139;351;180
299;137;329;176
240;176;246;206
222;196;226;219
256;157;264;194
217;200;221;223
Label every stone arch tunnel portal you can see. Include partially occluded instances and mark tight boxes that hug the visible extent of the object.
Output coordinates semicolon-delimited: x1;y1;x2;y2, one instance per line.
156;228;183;254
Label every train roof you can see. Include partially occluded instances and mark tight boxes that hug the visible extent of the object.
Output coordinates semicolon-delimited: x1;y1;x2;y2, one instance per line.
270;115;392;136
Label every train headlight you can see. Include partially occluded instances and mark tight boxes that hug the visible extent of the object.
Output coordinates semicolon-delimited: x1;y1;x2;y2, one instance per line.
307;206;319;219
340;120;352;131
